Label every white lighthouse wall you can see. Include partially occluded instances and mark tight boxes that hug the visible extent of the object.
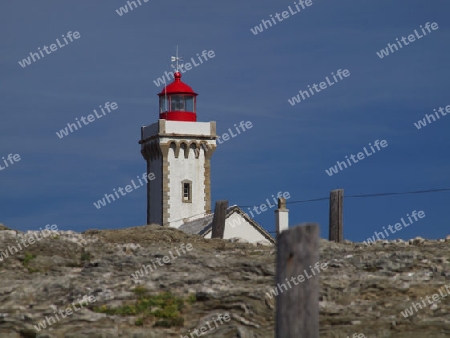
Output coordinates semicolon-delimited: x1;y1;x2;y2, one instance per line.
142;122;159;140
148;157;162;225
167;146;206;228
165;121;213;136
142;120;214;140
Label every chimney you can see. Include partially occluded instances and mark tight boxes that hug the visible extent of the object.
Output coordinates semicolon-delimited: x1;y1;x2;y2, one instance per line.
275;198;289;235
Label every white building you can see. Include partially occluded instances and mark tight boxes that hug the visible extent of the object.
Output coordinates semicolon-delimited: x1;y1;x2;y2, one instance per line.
139;71;274;244
180;205;275;244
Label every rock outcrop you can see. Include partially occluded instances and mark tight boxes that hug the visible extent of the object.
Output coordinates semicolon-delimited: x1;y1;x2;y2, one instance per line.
0;224;449;337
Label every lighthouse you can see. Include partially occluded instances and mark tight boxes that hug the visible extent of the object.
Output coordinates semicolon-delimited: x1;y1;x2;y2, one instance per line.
139;71;217;228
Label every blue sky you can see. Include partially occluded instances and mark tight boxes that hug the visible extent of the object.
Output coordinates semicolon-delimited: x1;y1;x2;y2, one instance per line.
1;0;449;242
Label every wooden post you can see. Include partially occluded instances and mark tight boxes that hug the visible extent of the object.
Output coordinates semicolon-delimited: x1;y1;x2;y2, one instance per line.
329;189;344;242
211;200;228;239
276;223;320;338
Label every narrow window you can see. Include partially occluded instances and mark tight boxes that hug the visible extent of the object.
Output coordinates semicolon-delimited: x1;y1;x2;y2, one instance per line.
182;180;192;203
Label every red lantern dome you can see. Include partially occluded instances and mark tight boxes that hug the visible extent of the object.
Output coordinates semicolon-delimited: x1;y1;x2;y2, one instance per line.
158;72;198;122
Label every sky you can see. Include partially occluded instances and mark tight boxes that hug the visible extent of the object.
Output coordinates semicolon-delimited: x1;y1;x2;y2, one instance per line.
1;0;449;242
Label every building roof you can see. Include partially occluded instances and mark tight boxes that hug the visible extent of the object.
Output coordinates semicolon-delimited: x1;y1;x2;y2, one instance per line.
178;205;275;243
158;72;198;96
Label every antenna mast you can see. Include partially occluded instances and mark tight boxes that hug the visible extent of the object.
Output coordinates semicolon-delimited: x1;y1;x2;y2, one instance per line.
170;45;183;73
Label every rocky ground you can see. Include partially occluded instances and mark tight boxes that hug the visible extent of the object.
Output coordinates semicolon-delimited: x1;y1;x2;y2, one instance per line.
0;222;449;338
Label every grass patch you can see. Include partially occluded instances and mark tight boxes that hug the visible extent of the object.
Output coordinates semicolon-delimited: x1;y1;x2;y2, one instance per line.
22;252;39;273
26;267;40;273
93;291;186;327
187;293;196;305
132;285;148;296
80;251;91;262
23;252;36;265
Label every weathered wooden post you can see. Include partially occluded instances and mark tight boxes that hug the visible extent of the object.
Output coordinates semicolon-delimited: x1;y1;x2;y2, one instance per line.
275;198;289;238
329;189;344;242
211;200;228;239
276;223;320;338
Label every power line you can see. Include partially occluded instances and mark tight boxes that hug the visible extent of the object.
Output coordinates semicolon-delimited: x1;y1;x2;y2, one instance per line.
239;197;329;208
237;187;450;208
286;197;329;204
163;187;450;225
161;211;211;227
346;187;450;198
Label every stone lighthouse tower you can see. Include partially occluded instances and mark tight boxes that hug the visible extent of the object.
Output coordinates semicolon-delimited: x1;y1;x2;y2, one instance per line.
139;71;217;228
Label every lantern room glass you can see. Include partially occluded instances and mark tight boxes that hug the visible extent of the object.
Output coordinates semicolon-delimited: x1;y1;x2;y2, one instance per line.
160;95;196;113
185;96;194;112
160;96;169;113
171;95;185;111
